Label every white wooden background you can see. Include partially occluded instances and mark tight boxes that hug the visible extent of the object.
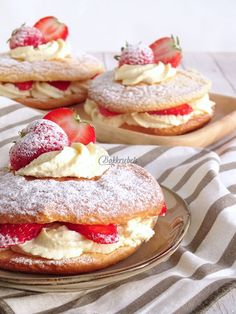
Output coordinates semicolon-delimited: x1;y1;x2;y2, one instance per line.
92;52;236;97
1;0;236;52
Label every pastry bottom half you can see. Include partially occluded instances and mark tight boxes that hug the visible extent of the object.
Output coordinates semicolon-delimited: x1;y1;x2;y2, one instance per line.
15;91;87;110
0;245;139;275
122;112;213;136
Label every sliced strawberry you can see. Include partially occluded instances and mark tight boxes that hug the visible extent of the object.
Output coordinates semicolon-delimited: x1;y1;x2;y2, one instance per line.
44;108;96;144
65;223;119;244
149;35;182;67
98;106;120;117
48;81;71;91
14;81;33;91
149;104;193;116
0;223;46;248
34;16;68;42
160;204;167;216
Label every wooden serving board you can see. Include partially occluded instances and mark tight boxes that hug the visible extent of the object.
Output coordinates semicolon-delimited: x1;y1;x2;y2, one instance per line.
75;93;236;147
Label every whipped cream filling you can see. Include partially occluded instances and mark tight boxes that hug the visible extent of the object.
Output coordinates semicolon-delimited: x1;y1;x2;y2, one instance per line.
0;83;31;98
84;95;215;129
14;217;156;260
114;62;176;85
0;81;88;99
16;142;109;179
9;39;71;61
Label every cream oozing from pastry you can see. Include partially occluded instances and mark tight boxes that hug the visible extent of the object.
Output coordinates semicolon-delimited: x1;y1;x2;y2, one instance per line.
16;142;109;179
14;217;156;259
0;81;88;99
114;62;176;85
9;39;71;61
0;83;31;98
84;95;215;129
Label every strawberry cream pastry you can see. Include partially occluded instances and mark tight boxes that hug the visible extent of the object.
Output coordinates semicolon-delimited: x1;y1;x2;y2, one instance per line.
85;36;215;135
0;108;166;274
0;16;103;110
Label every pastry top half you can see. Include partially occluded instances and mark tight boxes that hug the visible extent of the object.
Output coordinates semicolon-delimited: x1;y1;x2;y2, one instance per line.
0;115;165;273
0;53;104;82
0;163;164;225
88;69;211;113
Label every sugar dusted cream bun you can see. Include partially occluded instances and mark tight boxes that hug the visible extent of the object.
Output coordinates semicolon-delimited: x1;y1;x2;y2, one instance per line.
0;17;104;109
85;38;215;136
0;111;166;274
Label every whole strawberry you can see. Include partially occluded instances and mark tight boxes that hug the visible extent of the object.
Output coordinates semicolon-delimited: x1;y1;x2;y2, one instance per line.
9;25;45;49
115;42;154;66
10;119;69;171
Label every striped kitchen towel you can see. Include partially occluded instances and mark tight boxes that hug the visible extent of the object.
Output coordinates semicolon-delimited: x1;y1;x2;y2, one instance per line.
0;99;236;314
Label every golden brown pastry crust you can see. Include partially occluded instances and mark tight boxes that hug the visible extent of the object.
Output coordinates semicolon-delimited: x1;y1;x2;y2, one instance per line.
0;53;104;82
88;69;211;113
0;246;139;274
0;164;164;225
15;92;87;110
122;112;214;136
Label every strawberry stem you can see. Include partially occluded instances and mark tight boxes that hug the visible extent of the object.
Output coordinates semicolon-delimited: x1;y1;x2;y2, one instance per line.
114;42;129;61
73;113;91;125
19;130;26;138
171;34;182;51
74;114;81;123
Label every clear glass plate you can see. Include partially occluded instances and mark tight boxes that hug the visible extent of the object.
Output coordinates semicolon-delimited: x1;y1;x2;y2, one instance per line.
0;186;190;292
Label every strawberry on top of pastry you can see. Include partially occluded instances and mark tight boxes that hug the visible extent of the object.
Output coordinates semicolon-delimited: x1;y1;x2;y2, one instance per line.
0;108;166;274
0;16;103;110
85;35;215;136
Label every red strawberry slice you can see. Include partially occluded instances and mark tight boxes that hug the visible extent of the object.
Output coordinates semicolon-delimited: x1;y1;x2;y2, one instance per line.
0;223;46;248
14;81;33;91
34;16;68;42
149;35;182;67
160;204;167;216
149;104;193;116
44;108;96;144
48;81;71;91
65;223;119;244
98;106;120;117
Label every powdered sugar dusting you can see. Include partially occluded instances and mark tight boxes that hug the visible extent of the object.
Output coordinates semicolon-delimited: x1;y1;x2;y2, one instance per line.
10;254;94;268
11;256;72;266
0;164;163;224
88;70;211;113
0;53;103;82
9;26;44;49
118;43;154;66
0;233;18;247
9;119;69;170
